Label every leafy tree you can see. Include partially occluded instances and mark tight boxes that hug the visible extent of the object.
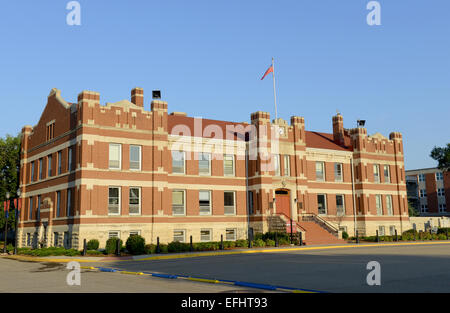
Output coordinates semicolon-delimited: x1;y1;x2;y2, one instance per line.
408;202;419;217
0;134;21;230
430;143;450;172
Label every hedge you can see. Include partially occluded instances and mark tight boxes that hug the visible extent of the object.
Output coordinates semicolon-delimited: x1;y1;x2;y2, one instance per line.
126;235;146;255
105;238;123;255
86;239;99;250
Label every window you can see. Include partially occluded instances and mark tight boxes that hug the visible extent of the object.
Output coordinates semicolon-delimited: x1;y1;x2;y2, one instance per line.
439;204;447;213
129;230;141;236
56;191;61;217
283;155;290;176
419;174;425;182
437;188;445;197
31;161;35;182
29;197;33;220
129;187;141;215
386;195;393;216
273;154;280;176
378;226;385;236
108;187;120;215
67;189;72;216
48;155;52;177
421;204;428;212
172;151;185;174
248;191;254;215
173;230;185;242
172;190;185;215
224;155;235;176
226;228;237;241
389;226;395;236
54;232;59;247
26;233;31;246
199;190;211;215
375;195;383;215
383;165;390;183
46;122;55;141
436;172;443;181
334;163;343;182
317;194;327;215
199;153;211;175
129;145;141;170
224;191;236;215
39;158;43;180
57;151;62;175
109;144;121;169
108;231;120;239
373;164;380;183
420;189;427;198
200;229;212;242
68;146;74;171
316;162;325;181
336;195;345;216
37;195;41;220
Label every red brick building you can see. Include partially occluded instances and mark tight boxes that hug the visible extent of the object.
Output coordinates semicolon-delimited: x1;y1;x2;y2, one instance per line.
406;168;449;215
18;88;409;248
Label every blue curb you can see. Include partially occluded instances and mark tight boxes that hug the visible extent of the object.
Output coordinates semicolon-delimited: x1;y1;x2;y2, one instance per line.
97;267;117;272
235;281;277;290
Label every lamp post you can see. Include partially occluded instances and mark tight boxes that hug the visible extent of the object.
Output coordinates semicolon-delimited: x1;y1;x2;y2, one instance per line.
14;189;21;255
3;192;10;253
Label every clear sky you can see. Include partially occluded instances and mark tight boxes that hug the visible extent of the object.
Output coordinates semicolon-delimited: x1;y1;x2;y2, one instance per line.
0;0;448;170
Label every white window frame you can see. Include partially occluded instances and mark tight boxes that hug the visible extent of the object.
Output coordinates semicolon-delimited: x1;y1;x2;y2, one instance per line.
108;186;121;216
129;230;141;236
316;162;325;181
273;154;281;176
420;189;427;198
283;155;290;177
389;226;395;236
334;163;343;182
129;187;141;215
386;195;393;216
224;191;236;215
129;145;141;171
373;164;380;183
421;204;428;212
172;151;186;174
200;229;212;242
224;154;235;176
336;194;345;216
109;143;122;170
108;231;121;239
375;194;383;215
317;194;327;215
199;190;212;215
173;229;186;242
383;165;390;183
198;152;211;176
226;228;237;241
378;226;385;236
436;172;443;181
419;174;425;182
437;188;445;197
172;190;186;216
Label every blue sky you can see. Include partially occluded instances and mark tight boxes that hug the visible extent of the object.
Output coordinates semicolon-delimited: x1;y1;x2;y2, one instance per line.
0;0;448;169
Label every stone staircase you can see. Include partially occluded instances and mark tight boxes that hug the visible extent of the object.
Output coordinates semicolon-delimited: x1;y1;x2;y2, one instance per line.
297;221;346;245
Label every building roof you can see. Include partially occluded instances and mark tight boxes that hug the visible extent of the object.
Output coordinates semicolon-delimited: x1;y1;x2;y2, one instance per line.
305;131;352;151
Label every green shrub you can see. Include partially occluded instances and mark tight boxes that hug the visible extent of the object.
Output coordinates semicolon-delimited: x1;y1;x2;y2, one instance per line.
86;239;99;250
403;229;418;235
159;244;168;253
6;243;14;253
342;231;349;240
86;250;103;256
144;244;156;254
235;239;248;247
126;235;146;255
168;241;191;253
265;239;275;247
253;239;265;247
278;238;290;245
17;247;81;257
105;238;123;255
223;241;235;249
437;227;450;235
194;242;219;251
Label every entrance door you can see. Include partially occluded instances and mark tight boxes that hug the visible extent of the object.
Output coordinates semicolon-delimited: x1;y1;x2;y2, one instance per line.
275;189;291;218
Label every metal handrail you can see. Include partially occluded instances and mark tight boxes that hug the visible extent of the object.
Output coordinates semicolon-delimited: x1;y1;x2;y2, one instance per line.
300;213;339;236
273;212;307;232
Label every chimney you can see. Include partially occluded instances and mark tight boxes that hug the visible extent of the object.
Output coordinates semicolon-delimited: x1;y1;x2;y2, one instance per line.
332;113;345;146
131;87;144;107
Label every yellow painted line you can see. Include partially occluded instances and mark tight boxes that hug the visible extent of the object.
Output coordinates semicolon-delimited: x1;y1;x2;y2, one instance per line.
187;277;219;284
291;289;316;293
121;271;144;275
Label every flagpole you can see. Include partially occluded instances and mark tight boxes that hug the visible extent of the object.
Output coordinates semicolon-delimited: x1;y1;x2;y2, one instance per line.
272;57;278;121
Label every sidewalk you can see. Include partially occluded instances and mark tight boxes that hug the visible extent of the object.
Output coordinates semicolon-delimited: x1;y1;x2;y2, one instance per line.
3;240;450;264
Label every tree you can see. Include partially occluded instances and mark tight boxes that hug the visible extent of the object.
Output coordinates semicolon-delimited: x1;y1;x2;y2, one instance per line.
430;143;450;172
0;134;21;230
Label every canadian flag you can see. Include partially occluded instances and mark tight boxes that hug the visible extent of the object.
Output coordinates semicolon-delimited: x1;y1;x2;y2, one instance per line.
260;64;273;80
